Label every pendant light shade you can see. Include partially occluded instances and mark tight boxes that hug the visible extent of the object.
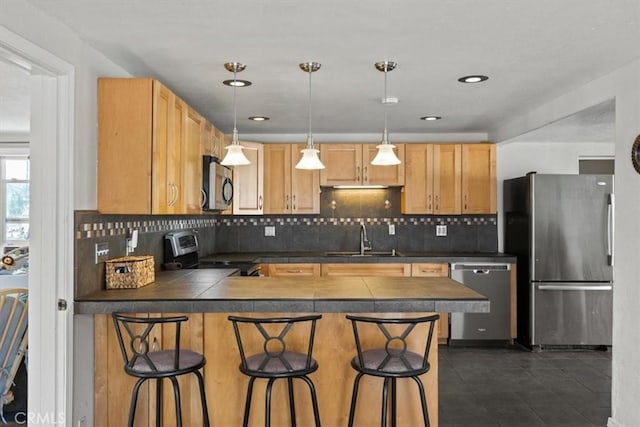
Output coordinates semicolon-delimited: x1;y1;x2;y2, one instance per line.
371;61;401;166
295;62;325;170
220;62;251;166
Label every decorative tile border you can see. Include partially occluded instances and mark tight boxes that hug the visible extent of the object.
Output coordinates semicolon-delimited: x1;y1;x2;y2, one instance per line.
75;212;496;240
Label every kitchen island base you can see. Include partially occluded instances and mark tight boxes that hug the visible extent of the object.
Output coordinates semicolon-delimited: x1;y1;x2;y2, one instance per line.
94;312;438;427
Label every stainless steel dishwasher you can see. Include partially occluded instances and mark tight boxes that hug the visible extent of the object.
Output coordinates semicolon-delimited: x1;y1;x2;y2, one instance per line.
450;263;512;341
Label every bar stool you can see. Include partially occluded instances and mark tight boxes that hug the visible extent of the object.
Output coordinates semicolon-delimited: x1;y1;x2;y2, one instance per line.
112;313;210;427
228;314;322;427
345;314;439;427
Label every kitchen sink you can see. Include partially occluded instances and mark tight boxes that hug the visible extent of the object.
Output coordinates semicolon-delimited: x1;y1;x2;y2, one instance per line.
324;251;404;257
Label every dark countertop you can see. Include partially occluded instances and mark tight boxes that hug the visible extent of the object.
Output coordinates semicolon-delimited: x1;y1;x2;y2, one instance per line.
199;251;517;264
75;269;489;315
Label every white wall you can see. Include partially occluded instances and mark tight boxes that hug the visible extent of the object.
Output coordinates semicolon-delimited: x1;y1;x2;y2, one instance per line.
496;141;614;251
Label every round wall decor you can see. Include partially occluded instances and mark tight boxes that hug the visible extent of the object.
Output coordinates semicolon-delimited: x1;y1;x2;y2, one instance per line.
632;134;640;174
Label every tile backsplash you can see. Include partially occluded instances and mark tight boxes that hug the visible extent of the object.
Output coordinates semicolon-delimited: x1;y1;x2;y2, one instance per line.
74;206;497;298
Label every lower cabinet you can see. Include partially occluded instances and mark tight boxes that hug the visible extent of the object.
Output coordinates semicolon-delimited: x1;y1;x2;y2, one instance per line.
411;263;450;344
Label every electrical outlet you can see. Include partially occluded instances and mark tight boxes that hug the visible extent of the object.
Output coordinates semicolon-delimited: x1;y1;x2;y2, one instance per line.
95;242;109;264
388;224;396;235
264;226;276;237
436;225;447;237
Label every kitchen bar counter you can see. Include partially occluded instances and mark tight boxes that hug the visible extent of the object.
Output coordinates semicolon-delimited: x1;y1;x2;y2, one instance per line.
91;272;487;427
76;269;489;314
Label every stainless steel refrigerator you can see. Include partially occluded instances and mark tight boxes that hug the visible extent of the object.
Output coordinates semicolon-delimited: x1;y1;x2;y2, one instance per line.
504;173;613;348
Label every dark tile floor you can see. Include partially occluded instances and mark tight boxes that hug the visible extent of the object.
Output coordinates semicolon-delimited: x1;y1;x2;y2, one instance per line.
439;345;612;427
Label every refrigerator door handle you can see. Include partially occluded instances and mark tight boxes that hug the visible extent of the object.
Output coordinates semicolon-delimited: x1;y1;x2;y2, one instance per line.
537;284;612;291
607;193;615;266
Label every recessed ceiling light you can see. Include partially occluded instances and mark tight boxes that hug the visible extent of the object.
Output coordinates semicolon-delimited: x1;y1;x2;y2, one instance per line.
248;116;269;121
420;116;442;121
457;75;489;83
223;79;252;87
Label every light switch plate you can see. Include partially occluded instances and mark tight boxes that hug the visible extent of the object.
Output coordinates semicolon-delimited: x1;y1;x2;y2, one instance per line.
265;226;276;237
436;225;447;237
388;224;396;235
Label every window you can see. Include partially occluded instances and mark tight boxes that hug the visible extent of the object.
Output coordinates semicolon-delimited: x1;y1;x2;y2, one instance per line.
1;155;29;246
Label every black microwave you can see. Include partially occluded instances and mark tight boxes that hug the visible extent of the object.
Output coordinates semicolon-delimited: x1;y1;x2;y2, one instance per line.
202;155;233;211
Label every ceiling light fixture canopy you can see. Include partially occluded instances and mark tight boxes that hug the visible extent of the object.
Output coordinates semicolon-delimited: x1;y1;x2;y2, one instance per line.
371;61;401;166
295;61;325;170
220;62;251;166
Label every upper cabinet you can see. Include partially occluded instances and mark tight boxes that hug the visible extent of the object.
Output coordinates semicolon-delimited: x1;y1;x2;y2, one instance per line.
402;144;461;214
402;143;495;214
461;143;496;214
183;107;205;214
232;141;264;215
99;78;202;214
264;144;320;214
319;143;405;186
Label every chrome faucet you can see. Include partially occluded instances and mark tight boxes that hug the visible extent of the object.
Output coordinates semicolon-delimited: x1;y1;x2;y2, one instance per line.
359;223;372;255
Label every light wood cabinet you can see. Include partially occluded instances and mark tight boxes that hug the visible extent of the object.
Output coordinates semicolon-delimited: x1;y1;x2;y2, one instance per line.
321;263;411;277
232;141;264;215
320;143;405;186
98;78;204;214
201;120;223;159
402;143;495;215
262;263;321;277
461;143;496;214
402;144;461;214
264;144;320;214
184;107;204;213
411;263;450;343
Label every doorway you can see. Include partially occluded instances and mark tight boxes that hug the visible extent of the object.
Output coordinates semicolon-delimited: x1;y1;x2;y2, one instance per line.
0;25;74;425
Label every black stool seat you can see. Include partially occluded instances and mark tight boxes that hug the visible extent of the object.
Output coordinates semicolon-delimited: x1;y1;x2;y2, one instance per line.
351;348;428;376
346;314;439;427
228;314;322;427
112;313;210;427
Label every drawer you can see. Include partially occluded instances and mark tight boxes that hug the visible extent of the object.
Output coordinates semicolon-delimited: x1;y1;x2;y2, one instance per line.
263;263;321;277
411;263;449;277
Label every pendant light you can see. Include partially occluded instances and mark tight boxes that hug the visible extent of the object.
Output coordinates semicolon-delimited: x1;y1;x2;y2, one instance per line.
371;61;401;166
295;62;325;170
220;62;251;166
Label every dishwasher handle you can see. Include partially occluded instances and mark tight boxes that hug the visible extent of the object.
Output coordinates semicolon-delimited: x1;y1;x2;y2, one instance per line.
450;263;511;272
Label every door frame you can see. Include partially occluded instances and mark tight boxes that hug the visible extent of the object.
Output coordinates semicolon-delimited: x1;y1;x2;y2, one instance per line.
0;26;75;424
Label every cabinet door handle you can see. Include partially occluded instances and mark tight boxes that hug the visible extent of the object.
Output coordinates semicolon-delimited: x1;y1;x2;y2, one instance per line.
292;194;296;211
428;194;432;211
258;195;263;210
364;166;368;182
169;183;177;206
356;166;361;181
286;194;289;210
287;270;303;274
435;195;439;211
464;194;468;211
200;188;206;208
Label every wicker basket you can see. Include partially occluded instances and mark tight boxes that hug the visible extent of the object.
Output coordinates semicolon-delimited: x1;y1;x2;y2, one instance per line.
105;256;155;289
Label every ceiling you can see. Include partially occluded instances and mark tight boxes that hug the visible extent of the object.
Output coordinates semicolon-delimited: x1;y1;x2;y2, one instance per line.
4;1;639;142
